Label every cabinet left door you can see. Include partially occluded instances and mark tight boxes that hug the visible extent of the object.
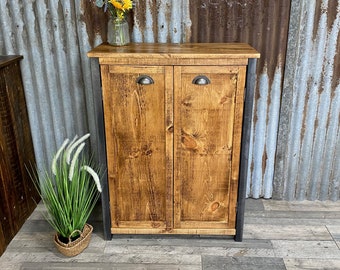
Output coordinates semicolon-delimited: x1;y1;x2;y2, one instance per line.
101;65;174;234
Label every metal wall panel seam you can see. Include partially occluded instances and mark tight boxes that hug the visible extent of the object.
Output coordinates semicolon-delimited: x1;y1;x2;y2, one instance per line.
60;0;89;139
295;0;328;200
285;0;317;200
273;0;302;200
181;0;192;42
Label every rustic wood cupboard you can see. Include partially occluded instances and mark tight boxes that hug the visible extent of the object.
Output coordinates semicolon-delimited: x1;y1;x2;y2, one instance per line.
0;56;39;255
88;43;260;241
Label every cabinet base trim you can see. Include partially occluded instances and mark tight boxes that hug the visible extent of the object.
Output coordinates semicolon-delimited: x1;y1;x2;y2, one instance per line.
170;229;236;235
111;228;236;235
111;228;168;234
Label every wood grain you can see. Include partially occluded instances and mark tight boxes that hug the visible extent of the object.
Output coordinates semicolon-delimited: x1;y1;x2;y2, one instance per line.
102;65;169;231
0;56;39;255
3;199;340;269
89;43;259;237
174;66;241;232
88;43;261;59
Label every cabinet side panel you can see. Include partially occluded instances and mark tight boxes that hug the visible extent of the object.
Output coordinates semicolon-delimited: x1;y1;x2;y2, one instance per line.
0;207;6;255
0;59;38;254
3;62;39;211
0;71;16;246
229;66;247;229
0;135;15;249
103;65;167;230
174;66;239;230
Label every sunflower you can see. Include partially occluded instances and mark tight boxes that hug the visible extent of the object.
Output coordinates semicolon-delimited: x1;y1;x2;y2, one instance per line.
94;0;133;20
109;0;133;12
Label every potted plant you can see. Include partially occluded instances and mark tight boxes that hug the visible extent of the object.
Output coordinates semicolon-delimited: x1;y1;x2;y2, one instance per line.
30;133;102;257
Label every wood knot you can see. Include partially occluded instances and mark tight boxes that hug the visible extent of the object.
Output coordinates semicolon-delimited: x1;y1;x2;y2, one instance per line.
181;134;198;150
128;148;140;159
182;96;193;107
151;222;161;228
211;202;220;212
145;149;152;156
219;95;231;105
142;144;152;156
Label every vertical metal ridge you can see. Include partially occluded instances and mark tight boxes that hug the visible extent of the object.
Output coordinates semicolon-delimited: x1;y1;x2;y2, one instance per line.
0;0;94;169
311;0;340;200
277;0;340;201
0;0;338;201
132;0;190;43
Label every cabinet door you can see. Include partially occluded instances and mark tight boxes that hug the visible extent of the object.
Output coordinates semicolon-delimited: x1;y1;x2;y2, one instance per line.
173;66;246;235
101;65;173;233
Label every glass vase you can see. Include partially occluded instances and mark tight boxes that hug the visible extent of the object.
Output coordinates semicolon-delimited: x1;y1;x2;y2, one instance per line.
108;18;130;46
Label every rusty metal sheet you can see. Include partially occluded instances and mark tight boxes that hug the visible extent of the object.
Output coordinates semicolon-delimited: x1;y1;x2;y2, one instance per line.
0;0;338;201
0;0;102;169
188;0;291;199
276;0;340;201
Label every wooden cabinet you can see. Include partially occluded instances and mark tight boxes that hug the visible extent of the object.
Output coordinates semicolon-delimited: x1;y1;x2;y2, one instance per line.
0;56;39;255
88;43;260;240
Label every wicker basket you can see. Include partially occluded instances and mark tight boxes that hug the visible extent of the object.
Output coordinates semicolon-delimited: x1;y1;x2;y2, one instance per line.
54;223;93;257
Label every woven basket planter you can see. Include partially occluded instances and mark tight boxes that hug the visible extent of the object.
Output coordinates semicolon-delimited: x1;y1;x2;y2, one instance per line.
54;223;93;257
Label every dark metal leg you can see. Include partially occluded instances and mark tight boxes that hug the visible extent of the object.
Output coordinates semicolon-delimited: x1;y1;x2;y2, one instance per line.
235;58;257;242
90;58;112;240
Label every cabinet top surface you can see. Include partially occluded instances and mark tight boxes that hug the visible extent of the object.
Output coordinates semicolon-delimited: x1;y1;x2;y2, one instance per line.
0;55;23;68
87;43;260;59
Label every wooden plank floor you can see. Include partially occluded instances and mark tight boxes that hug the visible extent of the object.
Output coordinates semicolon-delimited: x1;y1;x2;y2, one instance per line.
1;199;340;269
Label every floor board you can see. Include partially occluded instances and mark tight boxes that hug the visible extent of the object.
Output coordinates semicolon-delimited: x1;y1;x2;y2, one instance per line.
1;199;340;269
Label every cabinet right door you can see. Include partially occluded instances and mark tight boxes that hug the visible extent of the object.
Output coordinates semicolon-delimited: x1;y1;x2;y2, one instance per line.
173;66;246;235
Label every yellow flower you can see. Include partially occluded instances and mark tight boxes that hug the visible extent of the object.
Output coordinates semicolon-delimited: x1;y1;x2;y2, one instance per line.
109;0;132;12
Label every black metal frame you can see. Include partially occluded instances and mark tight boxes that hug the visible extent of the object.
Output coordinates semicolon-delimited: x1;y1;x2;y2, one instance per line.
90;58;112;240
235;58;257;241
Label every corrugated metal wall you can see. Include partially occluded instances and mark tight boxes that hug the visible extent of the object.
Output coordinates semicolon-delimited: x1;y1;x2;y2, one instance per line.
187;0;291;199
274;0;340;201
0;0;106;169
0;0;339;201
